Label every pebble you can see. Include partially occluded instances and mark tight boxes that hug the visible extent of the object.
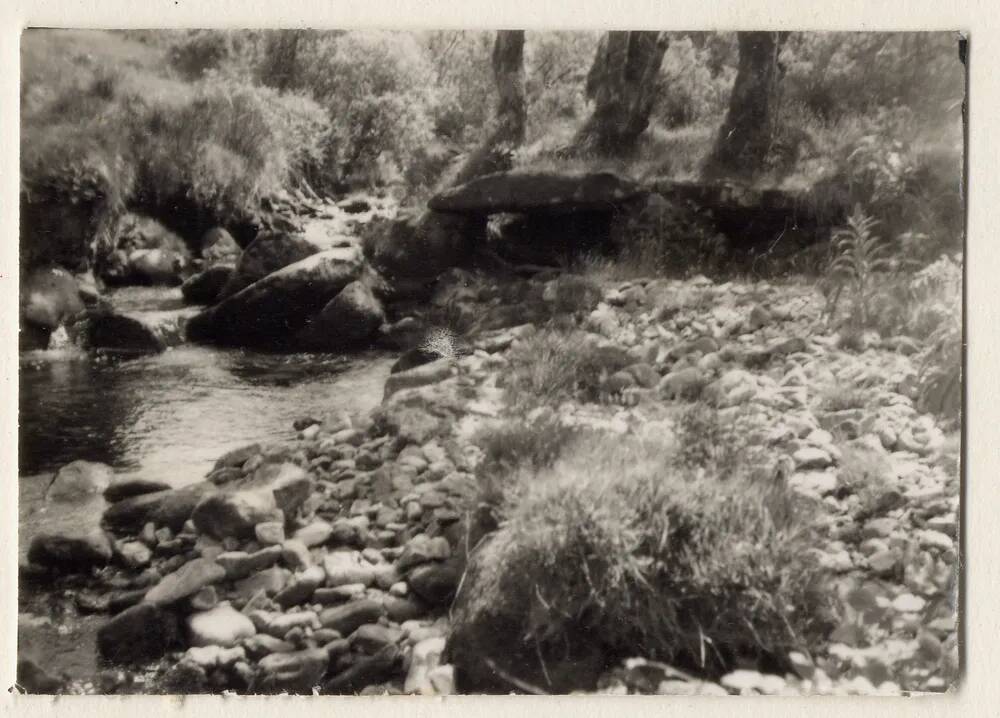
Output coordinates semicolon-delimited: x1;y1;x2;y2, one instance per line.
188;603;256;647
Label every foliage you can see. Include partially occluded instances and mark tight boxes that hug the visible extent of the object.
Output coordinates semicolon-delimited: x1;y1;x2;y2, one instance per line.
462;433;833;676
282;31;439;189
656;34;736;128
21;29;330;262
826;207;892;326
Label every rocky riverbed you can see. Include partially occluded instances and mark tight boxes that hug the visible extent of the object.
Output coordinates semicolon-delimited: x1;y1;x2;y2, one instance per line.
17;264;960;696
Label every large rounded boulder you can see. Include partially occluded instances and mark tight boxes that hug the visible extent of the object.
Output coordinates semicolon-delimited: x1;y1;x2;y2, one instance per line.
218;230;321;300
295;279;385;351
362;209;479;298
186;247;365;348
20;265;86;349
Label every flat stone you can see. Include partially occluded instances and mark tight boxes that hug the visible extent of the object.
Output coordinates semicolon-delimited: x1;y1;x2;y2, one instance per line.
319;599;384;635
324;551;376;587
293;520;333;548
144;558;225;606
216;545;283;579
255;521;285;545
104;478;172;503
45;460;114;502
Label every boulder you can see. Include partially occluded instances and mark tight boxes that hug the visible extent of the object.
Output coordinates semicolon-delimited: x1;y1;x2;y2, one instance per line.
45;460;113;502
187;603;257;647
144;558;226;605
429;170;644;214
219;230;321;299
27;528;113;571
295;280;385;350
362;209;478;287
191;489;283;540
102;482;217;533
199;227;241;265
97;602;180;664
186;247;364;347
181;265;234;305
20;266;86;343
81;309;189;354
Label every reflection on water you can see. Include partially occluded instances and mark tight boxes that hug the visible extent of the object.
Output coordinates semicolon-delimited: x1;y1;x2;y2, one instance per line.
20;345;392;486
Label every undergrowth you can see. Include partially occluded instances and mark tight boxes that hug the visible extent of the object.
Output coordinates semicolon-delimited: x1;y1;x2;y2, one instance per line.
458;432;833;677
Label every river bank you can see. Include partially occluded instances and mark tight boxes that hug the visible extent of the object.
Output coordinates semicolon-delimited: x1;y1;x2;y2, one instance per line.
18;264;960;696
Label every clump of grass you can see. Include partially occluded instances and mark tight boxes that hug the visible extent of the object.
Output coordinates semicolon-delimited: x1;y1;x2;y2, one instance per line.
453;434;833;681
502;327;630;409
672;403;771;483
836;441;898;518
472;411;582;506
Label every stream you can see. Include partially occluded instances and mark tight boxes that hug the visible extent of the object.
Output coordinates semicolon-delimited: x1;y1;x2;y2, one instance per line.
17;286;394;689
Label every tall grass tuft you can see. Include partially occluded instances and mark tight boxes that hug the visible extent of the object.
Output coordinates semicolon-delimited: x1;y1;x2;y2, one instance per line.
454;433;833;678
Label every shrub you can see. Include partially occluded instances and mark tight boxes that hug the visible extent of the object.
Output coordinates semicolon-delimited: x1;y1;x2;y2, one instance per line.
455;434;833;678
288;31;439;188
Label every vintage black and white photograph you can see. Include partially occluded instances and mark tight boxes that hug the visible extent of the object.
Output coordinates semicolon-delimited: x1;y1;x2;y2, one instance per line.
15;27;963;696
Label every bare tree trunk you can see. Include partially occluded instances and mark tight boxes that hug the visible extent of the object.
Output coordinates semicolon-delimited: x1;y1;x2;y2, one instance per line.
703;31;790;181
571;31;670;157
451;30;527;185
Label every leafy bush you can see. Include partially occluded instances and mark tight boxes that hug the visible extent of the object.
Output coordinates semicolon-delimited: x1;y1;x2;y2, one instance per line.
21;30;332;268
457;434;833;677
286;31;438;188
656;34;735;129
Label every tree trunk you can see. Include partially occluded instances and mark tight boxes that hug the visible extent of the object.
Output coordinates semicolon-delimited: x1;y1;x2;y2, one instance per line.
572;31;670;157
450;30;527;185
703;31;790;181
